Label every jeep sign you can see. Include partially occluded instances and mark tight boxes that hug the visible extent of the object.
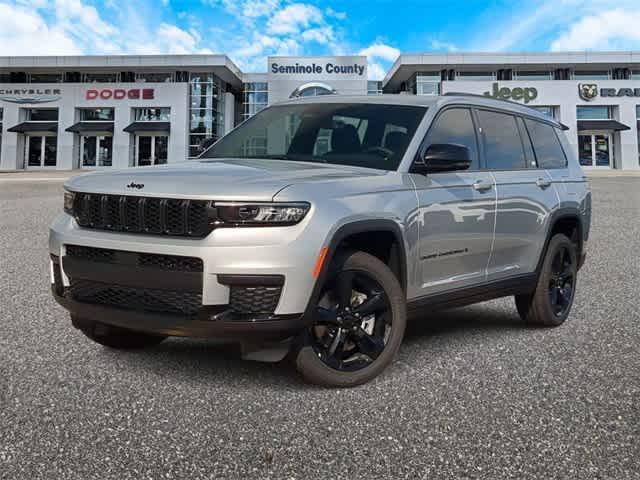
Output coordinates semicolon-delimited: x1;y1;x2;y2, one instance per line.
483;83;538;103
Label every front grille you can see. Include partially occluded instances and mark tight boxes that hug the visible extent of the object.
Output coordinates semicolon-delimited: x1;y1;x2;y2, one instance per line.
229;286;282;315
66;245;203;272
72;193;212;238
69;279;202;317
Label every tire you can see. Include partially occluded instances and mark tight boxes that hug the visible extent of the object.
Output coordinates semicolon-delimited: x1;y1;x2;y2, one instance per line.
295;250;406;387
75;317;167;349
515;234;578;327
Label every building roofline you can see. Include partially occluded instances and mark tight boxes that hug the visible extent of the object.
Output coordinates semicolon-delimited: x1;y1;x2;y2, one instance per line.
382;50;640;88
0;54;244;85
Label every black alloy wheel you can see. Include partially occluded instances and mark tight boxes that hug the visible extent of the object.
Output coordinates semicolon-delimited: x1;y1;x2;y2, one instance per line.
311;269;391;371
295;250;406;387
515;233;578;327
548;244;575;317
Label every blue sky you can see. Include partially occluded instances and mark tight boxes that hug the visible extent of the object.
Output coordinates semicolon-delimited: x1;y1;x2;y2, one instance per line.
1;0;640;78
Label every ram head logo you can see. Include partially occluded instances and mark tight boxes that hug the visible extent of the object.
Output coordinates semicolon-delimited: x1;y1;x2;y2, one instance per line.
579;83;598;101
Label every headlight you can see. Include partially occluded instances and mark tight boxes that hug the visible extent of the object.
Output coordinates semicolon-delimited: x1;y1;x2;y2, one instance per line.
215;202;310;226
63;191;75;215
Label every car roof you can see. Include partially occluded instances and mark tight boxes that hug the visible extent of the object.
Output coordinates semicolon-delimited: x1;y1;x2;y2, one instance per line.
273;94;565;129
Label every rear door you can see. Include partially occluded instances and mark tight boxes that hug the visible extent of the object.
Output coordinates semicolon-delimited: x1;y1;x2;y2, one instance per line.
476;109;560;281
411;107;496;295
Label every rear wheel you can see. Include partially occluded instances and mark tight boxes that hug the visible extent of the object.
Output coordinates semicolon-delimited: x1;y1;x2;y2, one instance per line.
295;251;406;387
75;317;167;349
515;234;578;327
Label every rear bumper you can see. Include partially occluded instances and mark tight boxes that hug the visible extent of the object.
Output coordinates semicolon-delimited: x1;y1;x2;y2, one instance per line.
53;286;306;341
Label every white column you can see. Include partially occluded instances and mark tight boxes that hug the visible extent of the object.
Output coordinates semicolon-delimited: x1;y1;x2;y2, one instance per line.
224;91;235;135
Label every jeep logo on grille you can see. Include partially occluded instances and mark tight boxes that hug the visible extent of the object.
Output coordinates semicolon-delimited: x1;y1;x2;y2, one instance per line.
126;182;144;189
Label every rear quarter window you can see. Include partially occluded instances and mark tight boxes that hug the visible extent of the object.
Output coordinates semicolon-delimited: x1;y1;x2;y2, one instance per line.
524;119;568;169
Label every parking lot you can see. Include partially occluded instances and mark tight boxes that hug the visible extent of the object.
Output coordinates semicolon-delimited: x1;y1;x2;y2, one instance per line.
0;176;638;479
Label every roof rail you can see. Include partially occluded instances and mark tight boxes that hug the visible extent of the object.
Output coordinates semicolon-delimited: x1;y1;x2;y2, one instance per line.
443;91;527;107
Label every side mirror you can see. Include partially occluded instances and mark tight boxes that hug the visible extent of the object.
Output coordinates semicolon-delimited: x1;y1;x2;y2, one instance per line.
412;143;472;174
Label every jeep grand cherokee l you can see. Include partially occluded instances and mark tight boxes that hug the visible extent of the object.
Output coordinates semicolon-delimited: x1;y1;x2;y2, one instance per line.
50;94;591;387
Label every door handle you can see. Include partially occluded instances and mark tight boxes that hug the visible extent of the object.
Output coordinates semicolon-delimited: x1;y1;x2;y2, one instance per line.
536;178;552;188
472;180;493;192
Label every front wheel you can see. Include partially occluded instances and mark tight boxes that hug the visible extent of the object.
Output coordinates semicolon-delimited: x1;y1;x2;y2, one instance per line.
295;251;406;387
515;234;578;327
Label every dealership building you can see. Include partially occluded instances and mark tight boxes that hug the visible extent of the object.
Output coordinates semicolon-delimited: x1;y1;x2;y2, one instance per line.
1;51;640;171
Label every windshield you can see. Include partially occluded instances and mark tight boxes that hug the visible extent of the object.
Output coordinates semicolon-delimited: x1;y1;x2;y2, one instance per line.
202;103;426;171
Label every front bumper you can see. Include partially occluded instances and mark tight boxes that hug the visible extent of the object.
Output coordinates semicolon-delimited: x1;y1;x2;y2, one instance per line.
53;286;305;341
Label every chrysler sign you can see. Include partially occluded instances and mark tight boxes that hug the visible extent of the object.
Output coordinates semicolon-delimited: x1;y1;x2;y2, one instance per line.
86;88;155;100
0;88;61;104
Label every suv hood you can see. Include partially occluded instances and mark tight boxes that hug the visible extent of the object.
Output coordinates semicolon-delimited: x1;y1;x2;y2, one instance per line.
65;158;387;201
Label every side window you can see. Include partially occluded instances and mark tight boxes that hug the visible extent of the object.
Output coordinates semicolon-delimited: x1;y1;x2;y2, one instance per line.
424;108;479;170
516;117;538;168
476;110;526;170
524;119;568;169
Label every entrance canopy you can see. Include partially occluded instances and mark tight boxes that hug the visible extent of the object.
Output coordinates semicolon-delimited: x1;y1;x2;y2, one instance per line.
123;121;170;133
7;122;58;133
66;122;114;133
577;120;630;132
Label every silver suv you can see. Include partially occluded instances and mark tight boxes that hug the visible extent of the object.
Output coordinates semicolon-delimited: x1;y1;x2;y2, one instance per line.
50;94;591;387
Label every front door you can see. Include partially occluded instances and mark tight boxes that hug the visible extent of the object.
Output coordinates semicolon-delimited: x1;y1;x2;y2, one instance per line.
412;107;496;295
135;135;168;166
81;135;113;167
26;135;57;168
578;133;612;168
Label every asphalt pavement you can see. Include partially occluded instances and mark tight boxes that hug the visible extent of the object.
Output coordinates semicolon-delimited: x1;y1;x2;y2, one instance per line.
0;177;638;479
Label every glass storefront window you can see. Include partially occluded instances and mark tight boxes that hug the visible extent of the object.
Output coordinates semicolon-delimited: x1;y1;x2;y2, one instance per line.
574;70;610;80
134;107;171;121
367;81;382;95
135;72;173;83
455;71;496;81
83;72;118;83
530;106;558;119
26;135;57;167
29;73;63;83
409;72;440;96
577;106;612;120
242;82;268;122
79;108;114;121
26;108;58;121
81;136;112;167
189;72;225;157
514;71;552;80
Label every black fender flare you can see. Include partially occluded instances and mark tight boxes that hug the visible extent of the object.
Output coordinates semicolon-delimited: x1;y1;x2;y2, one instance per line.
535;207;586;276
301;219;408;323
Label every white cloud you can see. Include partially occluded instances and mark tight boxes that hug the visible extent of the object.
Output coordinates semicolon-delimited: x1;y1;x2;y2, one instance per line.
358;42;400;80
0;3;81;55
325;7;346;20
243;0;280;18
358;42;400;62
267;3;323;35
430;40;458;52
551;9;640;50
300;26;335;45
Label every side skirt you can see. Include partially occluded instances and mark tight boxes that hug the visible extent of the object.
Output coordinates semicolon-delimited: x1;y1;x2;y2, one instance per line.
407;273;537;315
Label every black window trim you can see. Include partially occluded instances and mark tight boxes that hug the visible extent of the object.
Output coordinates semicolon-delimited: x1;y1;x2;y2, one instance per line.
412;104;483;173
413;102;568;174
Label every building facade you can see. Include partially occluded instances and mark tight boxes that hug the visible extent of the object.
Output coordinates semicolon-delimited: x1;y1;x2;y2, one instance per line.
383;52;640;170
2;51;640;171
